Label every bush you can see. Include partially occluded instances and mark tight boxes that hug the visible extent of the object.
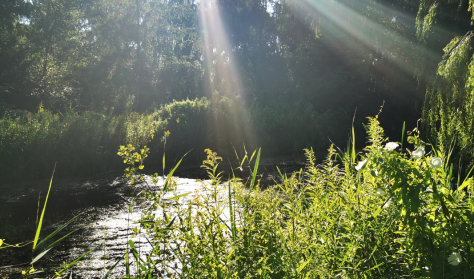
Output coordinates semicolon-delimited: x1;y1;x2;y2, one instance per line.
0;97;356;183
0;108;164;183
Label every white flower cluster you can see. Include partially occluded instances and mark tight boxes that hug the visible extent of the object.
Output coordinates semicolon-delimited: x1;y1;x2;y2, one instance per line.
448;252;462;266
412;146;425;159
384;142;399;151
429;157;442;168
355;159;367;171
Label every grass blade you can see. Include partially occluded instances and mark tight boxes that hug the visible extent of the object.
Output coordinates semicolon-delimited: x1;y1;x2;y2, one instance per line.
165;192;192;201
297;253;313;274
34;213;82;252
44;229;78;251
352;126;356;164
163;152;189;192
33;164;56;251
249;148;261;192
128;240;146;272
31;248;53;264
52;246;95;278
125;246;130;278
401;121;405;154
228;178;236;243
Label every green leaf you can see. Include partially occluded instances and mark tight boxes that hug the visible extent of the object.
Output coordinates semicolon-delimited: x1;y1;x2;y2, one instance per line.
297;253;313;274
52;246;95;278
35;213;82;252
250;148;261;192
373;207;382;218
33;164;56;251
163;151;189;192
165;192;192;201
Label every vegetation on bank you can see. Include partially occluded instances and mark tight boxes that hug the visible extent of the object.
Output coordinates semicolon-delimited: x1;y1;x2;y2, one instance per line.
0;97;349;183
111;116;473;278
5;116;473;278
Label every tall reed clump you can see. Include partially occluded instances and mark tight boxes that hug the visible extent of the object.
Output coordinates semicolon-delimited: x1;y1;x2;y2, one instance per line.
119;115;473;278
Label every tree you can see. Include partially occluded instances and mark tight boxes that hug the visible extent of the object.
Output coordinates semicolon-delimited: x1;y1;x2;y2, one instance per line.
417;0;474;172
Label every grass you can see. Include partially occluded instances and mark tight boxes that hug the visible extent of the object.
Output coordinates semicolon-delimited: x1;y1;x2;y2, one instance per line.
114;115;474;278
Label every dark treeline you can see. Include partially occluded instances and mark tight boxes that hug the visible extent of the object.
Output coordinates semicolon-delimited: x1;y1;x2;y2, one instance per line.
0;0;424;120
2;0;474;181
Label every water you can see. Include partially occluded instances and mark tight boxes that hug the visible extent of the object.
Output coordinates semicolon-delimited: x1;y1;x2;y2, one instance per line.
0;175;207;278
0;158;306;278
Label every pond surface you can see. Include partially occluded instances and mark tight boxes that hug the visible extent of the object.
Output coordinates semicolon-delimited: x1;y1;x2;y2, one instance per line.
0;158;306;278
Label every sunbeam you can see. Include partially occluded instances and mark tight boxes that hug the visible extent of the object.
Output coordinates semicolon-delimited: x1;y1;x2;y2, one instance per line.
285;0;454;85
199;0;257;154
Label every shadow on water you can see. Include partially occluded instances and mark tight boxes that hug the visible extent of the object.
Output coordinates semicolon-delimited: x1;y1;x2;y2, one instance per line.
0;156;309;278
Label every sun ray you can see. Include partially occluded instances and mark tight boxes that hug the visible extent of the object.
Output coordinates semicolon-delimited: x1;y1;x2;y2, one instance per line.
199;0;257;154
286;0;451;85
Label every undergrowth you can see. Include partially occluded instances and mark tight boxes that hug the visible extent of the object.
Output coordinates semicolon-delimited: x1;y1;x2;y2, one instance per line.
114;115;474;278
2;115;473;278
0;97;348;184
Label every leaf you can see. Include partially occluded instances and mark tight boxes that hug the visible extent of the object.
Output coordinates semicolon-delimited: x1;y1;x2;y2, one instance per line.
352;126;356;164
31;248;53;264
297;254;313;274
400;121;405;153
249;148;261;191
163;151;189;192
35;213;82;252
103;254;124;279
33;164;56;251
52;246;95;278
373;208;382;218
165;192;192;201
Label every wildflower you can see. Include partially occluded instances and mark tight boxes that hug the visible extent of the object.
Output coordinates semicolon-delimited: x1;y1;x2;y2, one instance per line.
376;188;385;195
412;146;425;159
448;252;462;266
355;159;367;171
384;142;399;151
429;157;442;168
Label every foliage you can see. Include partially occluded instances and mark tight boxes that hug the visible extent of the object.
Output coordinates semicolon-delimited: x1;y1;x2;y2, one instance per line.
0;107;164;183
118;116;474;278
419;1;474;176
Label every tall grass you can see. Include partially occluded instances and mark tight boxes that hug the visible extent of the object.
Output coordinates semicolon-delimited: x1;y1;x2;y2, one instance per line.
119;115;474;278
